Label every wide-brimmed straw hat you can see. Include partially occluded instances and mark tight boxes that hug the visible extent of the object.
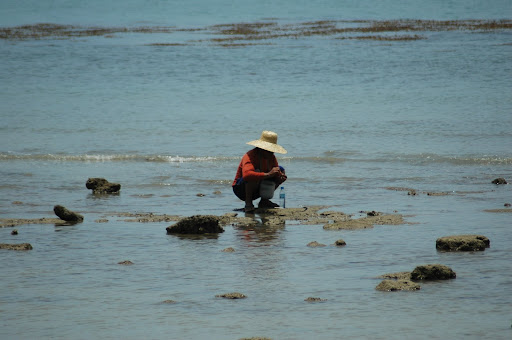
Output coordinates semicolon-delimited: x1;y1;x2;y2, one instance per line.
246;130;287;154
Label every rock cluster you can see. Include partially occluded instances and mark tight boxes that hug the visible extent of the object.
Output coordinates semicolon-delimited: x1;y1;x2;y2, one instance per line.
86;178;121;194
166;215;224;234
376;264;456;292
436;235;490;252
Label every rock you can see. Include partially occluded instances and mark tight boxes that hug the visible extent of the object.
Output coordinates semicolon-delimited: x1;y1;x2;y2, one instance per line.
0;243;33;251
426;192;450;196
334;239;346;246
166;215;224;234
215;292;246;299
436;235;490;252
307;241;326;247
305;297;327;302
323;214;404;230
261;216;285;227
0;217;63;228
53;205;84;222
376;279;421;292
221;247;235;252
11;229;18;235
492;178;507;185
118;260;134;265
410;264;456;281
378;272;411;280
86;177;121;194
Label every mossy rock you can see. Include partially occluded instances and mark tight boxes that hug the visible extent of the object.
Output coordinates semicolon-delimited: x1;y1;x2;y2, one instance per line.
410;264;456;281
436;235;490;252
376;279;420;292
216;292;246;299
166;215;224;234
53;205;84;222
86;177;121;194
0;243;33;251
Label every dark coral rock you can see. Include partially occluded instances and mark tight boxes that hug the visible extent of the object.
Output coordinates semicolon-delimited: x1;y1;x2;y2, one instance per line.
118;260;134;265
53;205;84;222
410;264;456;281
86;177;121;194
166;215;224;234
334;239;346;246
376;279;421;291
436;235;490;252
492;178;508;185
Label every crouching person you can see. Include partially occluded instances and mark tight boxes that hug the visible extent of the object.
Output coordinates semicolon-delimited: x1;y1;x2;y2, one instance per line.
232;130;287;213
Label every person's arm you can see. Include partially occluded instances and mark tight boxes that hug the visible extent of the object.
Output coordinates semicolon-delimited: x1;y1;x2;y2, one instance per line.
242;153;280;181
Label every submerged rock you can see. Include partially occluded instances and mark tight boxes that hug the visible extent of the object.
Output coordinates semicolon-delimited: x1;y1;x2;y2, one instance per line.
86;177;121;194
436;235;490;252
307;241;326;247
221;247;235;252
305;297;327;302
410;264;456;281
166;215;224;234
378;272;412;280
118;260;134;265
376;279;421;292
324;214;404;230
216;292;246;299
492;178;508;185
162;299;176;304
0;217;63;228
0;243;33;251
334;239;347;246
53;205;84;222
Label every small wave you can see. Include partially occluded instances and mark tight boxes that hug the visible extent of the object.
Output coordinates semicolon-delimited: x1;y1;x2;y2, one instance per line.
0;153;236;163
1;152;510;166
389;153;512;166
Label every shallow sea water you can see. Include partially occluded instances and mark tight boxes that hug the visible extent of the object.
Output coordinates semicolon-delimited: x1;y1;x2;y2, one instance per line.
1;0;512;339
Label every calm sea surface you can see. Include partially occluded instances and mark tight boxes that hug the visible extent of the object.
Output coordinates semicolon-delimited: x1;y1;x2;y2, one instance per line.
1;0;512;339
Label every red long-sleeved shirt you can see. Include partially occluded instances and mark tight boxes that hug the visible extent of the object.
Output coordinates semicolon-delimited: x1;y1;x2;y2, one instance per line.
232;148;279;186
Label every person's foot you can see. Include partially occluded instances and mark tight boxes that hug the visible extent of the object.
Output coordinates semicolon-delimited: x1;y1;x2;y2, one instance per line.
244;204;255;213
258;199;279;208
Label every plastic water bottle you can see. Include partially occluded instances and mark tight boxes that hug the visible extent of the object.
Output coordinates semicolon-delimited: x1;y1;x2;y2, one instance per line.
279;186;286;208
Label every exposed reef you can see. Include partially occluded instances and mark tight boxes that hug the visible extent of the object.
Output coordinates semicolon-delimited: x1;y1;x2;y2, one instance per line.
1;19;510;47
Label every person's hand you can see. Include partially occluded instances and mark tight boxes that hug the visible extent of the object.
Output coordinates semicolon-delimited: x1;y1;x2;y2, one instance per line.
266;167;281;178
